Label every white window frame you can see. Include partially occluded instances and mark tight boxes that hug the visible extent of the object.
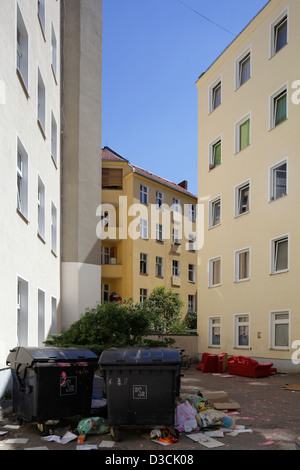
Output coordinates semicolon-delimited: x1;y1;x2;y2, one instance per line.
37;175;45;240
172;228;181;244
37;67;46;136
156;191;163;209
188;264;195;283
269;157;288;202
140;185;148;204
17;276;29;347
51;202;57;255
172;197;180;213
51;110;58;166
234;313;250;349
269;83;288;130
208;256;222;287
37;0;46;37
16;3;29;93
17;137;29;220
234;112;251;154
234;179;251;217
188;234;196;251
189;204;196;222
140;288;148;303
235;46;252;90
51;296;58;335
208;76;222;113
208;316;221;347
269;310;290;350
101;246;110;265
188;295;196;313
208;135;222;170
269;8;289;58
155;256;164;277
172;259;180;277
209;195;221;229
51;23;57;80
101;283;110;303
38;288;45;347
140;218;148;239
270;234;289;275
156;223;163;242
140;253;148;275
234;247;251;283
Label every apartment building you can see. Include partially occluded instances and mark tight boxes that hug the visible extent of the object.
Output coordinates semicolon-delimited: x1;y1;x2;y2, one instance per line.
196;0;300;372
0;0;102;369
101;147;197;315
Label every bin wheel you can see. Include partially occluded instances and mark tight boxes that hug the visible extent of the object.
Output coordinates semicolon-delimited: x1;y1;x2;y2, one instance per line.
110;427;121;442
37;423;50;436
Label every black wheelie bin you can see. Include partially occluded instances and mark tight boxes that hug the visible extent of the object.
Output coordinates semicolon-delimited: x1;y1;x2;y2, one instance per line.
6;346;98;434
99;348;181;440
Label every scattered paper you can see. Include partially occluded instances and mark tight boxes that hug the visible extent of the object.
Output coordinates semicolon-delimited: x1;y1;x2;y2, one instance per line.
76;444;98;450
99;440;115;448
5;438;29;444
0;431;8;436
3;424;21;430
204;430;224;438
41;431;77;444
186;433;224;448
25;446;49;450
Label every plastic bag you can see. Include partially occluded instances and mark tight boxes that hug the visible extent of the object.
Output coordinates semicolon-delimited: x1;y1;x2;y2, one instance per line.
196;410;234;429
76;417;110;435
180;395;213;412
175;400;197;428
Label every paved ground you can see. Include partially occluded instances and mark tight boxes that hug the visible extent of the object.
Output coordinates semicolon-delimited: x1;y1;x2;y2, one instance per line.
1;366;300;454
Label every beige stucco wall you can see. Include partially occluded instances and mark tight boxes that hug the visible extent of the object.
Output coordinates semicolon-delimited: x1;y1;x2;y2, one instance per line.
196;0;300;371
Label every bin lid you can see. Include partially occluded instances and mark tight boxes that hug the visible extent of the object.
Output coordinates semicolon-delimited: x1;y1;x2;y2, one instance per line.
99;348;180;366
6;347;98;369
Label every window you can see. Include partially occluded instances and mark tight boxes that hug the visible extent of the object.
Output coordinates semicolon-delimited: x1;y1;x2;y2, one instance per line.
102;168;122;189
173;228;181;244
270;159;287;201
101;283;110;303
209;257;221;287
51;297;58;335
17;277;28;346
51;24;57;80
140;253;148;275
172;260;180;277
235;248;250;282
140;288;148;303
156;256;164;277
37;176;45;240
140;219;148;239
235;181;250;217
234;314;250;348
209;78;222;113
17;138;28;219
38;289;45;347
209;317;221;347
38;0;46;36
235;113;251;153
51;111;58;166
188;234;196;251
172;198;180;212
156;191;163;209
209;137;222;169
271;235;289;274
188;264;195;283
17;4;29;92
140;185;148;204
209;196;221;228
189;204;196;222
51;202;57;255
156;223;163;242
101;246;110;265
188;295;196;313
270;11;288;57
37;68;46;136
270;86;287;129
270;311;290;349
235;49;251;89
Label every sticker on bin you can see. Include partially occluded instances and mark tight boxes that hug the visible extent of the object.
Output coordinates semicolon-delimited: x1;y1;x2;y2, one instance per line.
60;373;77;396
133;385;147;399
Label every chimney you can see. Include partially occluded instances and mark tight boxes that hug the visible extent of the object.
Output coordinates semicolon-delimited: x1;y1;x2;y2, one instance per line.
178;180;188;190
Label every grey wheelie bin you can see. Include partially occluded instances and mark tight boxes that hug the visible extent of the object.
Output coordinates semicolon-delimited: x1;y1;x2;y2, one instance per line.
6;346;98;434
99;348;181;440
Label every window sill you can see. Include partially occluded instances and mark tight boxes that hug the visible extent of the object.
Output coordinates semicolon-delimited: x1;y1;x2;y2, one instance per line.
51;250;57;258
51;64;58;85
16;68;29;100
51;155;58;169
139;272;148;276
269;42;288;60
234;144;250;155
269;118;288;132
234;278;250;283
208;223;221;230
270;269;289;276
16;208;29;224
37;233;46;244
234;210;250;219
38;14;46;42
156;239;164;244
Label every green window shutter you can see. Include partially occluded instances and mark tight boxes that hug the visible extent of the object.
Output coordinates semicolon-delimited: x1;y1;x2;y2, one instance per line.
240;119;250;150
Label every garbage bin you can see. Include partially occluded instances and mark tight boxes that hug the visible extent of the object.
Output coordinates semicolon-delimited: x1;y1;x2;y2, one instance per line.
99;348;181;438
6;346;98;434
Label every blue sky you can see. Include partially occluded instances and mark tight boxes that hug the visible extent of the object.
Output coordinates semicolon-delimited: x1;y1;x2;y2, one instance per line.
102;0;270;196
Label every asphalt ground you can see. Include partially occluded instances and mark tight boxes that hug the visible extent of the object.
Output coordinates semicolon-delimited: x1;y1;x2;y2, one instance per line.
1;365;300;459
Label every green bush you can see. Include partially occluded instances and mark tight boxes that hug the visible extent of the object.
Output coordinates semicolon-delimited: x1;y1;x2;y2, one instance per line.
183;311;197;330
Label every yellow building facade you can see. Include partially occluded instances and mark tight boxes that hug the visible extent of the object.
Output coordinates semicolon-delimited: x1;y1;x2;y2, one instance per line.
196;0;300;372
101;147;197;316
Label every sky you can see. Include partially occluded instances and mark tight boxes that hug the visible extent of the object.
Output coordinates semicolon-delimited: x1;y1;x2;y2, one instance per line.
102;0;270;196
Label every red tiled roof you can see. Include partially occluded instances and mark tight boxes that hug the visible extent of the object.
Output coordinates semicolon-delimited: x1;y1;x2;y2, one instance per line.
102;147;197;199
